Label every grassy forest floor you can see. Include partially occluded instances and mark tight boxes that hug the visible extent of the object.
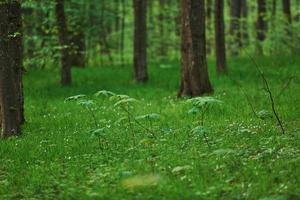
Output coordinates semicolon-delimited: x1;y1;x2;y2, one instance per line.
0;57;299;199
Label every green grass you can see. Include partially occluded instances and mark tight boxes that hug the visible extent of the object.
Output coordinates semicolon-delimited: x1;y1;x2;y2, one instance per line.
0;57;299;200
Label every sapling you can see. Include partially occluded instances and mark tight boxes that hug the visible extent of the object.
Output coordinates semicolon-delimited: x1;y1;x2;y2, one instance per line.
90;127;106;150
113;95;139;145
65;95;99;128
187;96;223;147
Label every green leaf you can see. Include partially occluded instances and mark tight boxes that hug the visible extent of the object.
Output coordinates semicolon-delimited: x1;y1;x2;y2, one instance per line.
90;128;105;138
95;90;116;97
191;126;210;136
188;107;200;115
77;100;95;108
114;98;138;107
135;113;160;121
187;97;223;108
258;110;273;120
64;94;86;102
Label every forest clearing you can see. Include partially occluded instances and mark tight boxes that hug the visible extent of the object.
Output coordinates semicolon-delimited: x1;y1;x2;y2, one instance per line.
0;0;299;199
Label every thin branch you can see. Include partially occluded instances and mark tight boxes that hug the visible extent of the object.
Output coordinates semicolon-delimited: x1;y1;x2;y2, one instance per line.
246;54;285;134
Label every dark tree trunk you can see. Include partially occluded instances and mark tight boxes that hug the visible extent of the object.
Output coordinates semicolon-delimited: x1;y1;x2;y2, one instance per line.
282;0;292;36
256;0;267;55
229;0;242;56
240;0;249;47
120;0;126;67
178;0;213;97
69;30;86;68
55;0;72;86
297;0;300;21
215;0;227;74
0;1;23;137
69;2;86;68
282;0;292;24
159;0;167;57
272;0;276;19
133;0;148;82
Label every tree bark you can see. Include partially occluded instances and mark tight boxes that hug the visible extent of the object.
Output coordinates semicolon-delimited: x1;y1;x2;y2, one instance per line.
0;1;23;137
282;0;292;37
240;0;248;47
55;0;72;86
282;0;292;24
178;0;213;97
159;0;167;57
120;0;126;67
229;0;242;56
69;1;86;68
256;0;267;55
215;0;227;74
133;0;148;82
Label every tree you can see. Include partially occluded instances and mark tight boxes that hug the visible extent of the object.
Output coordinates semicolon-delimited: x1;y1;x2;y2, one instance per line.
229;0;242;56
215;0;227;74
0;1;24;137
282;0;292;24
68;1;86;68
178;0;213;97
133;0;148;82
282;0;292;36
240;0;249;47
55;0;72;86
256;0;267;55
158;0;167;57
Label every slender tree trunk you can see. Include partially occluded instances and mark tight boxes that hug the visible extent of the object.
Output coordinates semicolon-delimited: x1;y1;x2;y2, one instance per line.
256;0;267;55
55;0;72;86
69;1;86;68
297;0;300;21
120;0;126;67
272;0;276;19
282;0;292;24
159;0;167;57
282;0;292;36
0;1;23;137
229;0;242;56
178;0;213;97
215;0;227;74
240;0;249;47
133;0;148;82
69;30;86;68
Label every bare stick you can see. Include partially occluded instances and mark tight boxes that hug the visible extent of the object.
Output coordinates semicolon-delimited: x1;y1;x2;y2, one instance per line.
247;55;285;134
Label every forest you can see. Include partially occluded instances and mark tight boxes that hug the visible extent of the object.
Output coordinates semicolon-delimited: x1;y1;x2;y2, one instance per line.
0;0;299;199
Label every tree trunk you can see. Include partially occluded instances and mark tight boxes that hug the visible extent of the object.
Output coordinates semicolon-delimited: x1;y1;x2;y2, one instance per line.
256;0;267;55
282;0;292;24
69;30;86;68
297;0;300;22
0;2;23;137
55;0;72;86
69;1;86;68
229;0;242;56
240;0;249;47
133;0;148;82
271;0;276;19
215;0;227;74
120;0;126;67
178;0;213;97
159;0;167;57
282;0;292;36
